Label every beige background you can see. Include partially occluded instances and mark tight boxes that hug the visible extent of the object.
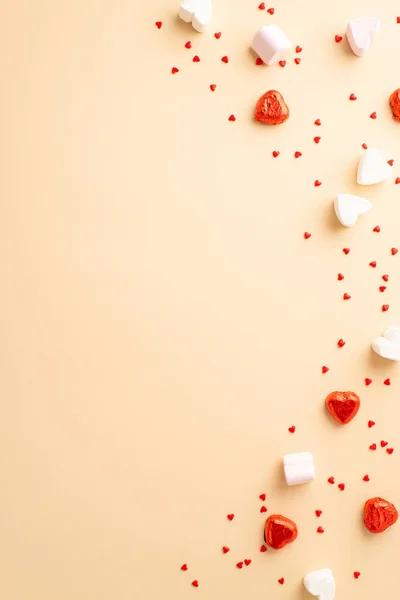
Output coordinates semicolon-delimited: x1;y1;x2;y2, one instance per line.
1;0;400;598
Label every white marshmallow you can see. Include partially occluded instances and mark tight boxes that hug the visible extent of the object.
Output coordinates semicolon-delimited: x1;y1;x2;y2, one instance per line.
251;25;292;66
372;326;400;362
357;148;392;185
304;569;335;600
179;0;212;33
346;17;379;57
283;452;316;486
334;194;371;227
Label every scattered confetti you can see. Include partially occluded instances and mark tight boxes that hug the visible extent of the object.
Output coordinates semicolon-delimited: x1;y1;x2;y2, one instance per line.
314;136;321;143
388;160;394;166
221;55;229;63
387;448;394;454
381;440;388;447
222;546;230;553
314;119;321;126
328;477;335;484
322;366;329;374
338;338;345;347
193;55;200;62
258;2;266;8
314;180;322;186
382;304;389;312
294;58;301;64
343;293;351;300
354;572;361;579
391;247;398;255
214;32;222;39
244;559;252;566
349;93;357;100
343;248;350;255
295;151;303;158
382;274;389;281
259;493;266;501
363;475;370;482
155;21;162;29
227;514;235;520
304;232;311;239
279;60;286;67
338;273;344;280
236;562;244;569
365;378;372;386
338;483;345;491
368;420;375;428
267;8;275;15
260;544;267;552
296;45;303;53
373;226;380;232
288;426;296;433
260;505;267;513
370;112;377;119
335;35;343;42
228;115;236;122
315;510;322;517
379;286;386;292
396;177;400;184
278;578;285;585
192;580;199;587
317;526;324;533
171;67;179;74
384;378;391;385
210;84;216;91
370;443;377;450
370;261;377;268
272;150;280;157
185;41;192;48
362;143;368;149
181;564;188;571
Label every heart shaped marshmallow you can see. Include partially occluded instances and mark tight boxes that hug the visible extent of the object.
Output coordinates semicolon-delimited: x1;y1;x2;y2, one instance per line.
325;391;360;424
334;194;371;227
372;326;400;361
346;17;380;57
264;514;298;549
364;497;398;533
179;0;212;33
303;569;335;600
357;148;392;185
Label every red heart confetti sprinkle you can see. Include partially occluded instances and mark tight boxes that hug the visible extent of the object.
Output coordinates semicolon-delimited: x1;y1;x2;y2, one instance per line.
244;559;252;566
255;57;264;66
181;564;188;571
328;477;335;484
338;338;345;347
338;483;345;491
260;505;267;513
296;45;302;53
171;67;179;74
338;273;344;280
185;41;192;48
370;112;377;119
267;7;275;14
379;286;386;292
343;248;350;254
295;151;303;158
228;115;236;122
294;58;301;64
388;160;394;166
382;304;389;312
236;562;243;569
369;261;377;267
304;232;311;239
363;475;370;482
288;426;296;433
383;274;389;281
272;150;280;157
315;510;322;517
384;378;391;385
260;544;267;552
314;136;321;143
193;55;200;62
368;420;375;428
381;441;388;447
315;119;321;125
396;177;400;184
365;378;372;386
222;546;230;553
349;93;357;100
214;32;222;39
227;513;234;520
317;526;324;533
397;17;400;23
354;572;360;579
322;366;329;374
335;35;343;42
259;493;266;501
362;143;368;149
210;84;216;91
387;448;394;454
370;443;377;450
278;578;284;585
155;21;162;29
343;293;351;300
373;226;381;232
221;56;229;63
314;180;322;186
192;580;199;587
391;247;398;255
258;2;265;8
279;60;286;67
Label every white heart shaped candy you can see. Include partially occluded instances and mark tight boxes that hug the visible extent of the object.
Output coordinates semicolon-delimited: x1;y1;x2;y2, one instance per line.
357;148;392;185
334;194;371;227
304;569;335;600
179;0;212;32
372;326;400;362
346;17;379;57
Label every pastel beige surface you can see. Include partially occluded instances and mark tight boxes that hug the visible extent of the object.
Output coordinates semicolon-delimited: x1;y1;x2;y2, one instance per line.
1;0;400;598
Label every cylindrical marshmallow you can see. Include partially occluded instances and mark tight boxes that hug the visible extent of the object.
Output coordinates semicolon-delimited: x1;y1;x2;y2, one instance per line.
283;452;316;486
251;25;292;66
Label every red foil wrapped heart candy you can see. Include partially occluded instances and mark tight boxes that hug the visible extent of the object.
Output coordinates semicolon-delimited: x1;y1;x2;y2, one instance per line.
264;514;298;549
255;90;289;125
390;89;400;121
364;497;398;533
325;391;360;424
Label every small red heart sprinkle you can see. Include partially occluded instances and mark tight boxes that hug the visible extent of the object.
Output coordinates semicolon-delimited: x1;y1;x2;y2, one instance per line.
294;58;301;64
296;45;302;53
295;151;302;158
363;475;370;482
255;57;264;65
397;17;400;23
222;546;230;553
181;564;188;571
260;544;267;552
228;115;236;122
193;55;200;62
214;32;222;39
185;41;192;48
314;119;321;126
338;483;345;491
259;493;266;501
396;177;400;184
304;232;311;239
391;247;398;255
384;378;391;385
343;293;351;300
272;150;280;157
388;160;394;166
279;60;286;67
387;448;394;454
373;226;381;232
260;505;267;513
244;559;252;566
288;426;296;433
335;35;343;42
379;286;386;292
362;143;368;149
171;67;179;74
354;572;360;579
258;2;265;8
338;338;345;347
382;304;389;312
382;274;389;281
317;526;324;533
328;477;335;484
278;578;284;585
314;136;321;143
370;443;377;450
343;248;350;254
227;513;234;520
370;261;377;268
349;93;357;100
370;112;377;119
365;378;372;386
368;420;375;428
191;580;199;587
322;366;329;374
315;510;322;517
236;562;243;569
221;56;229;63
210;84;216;91
337;273;344;280
267;8;275;14
314;180;322;186
381;440;388;447
155;21;162;29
